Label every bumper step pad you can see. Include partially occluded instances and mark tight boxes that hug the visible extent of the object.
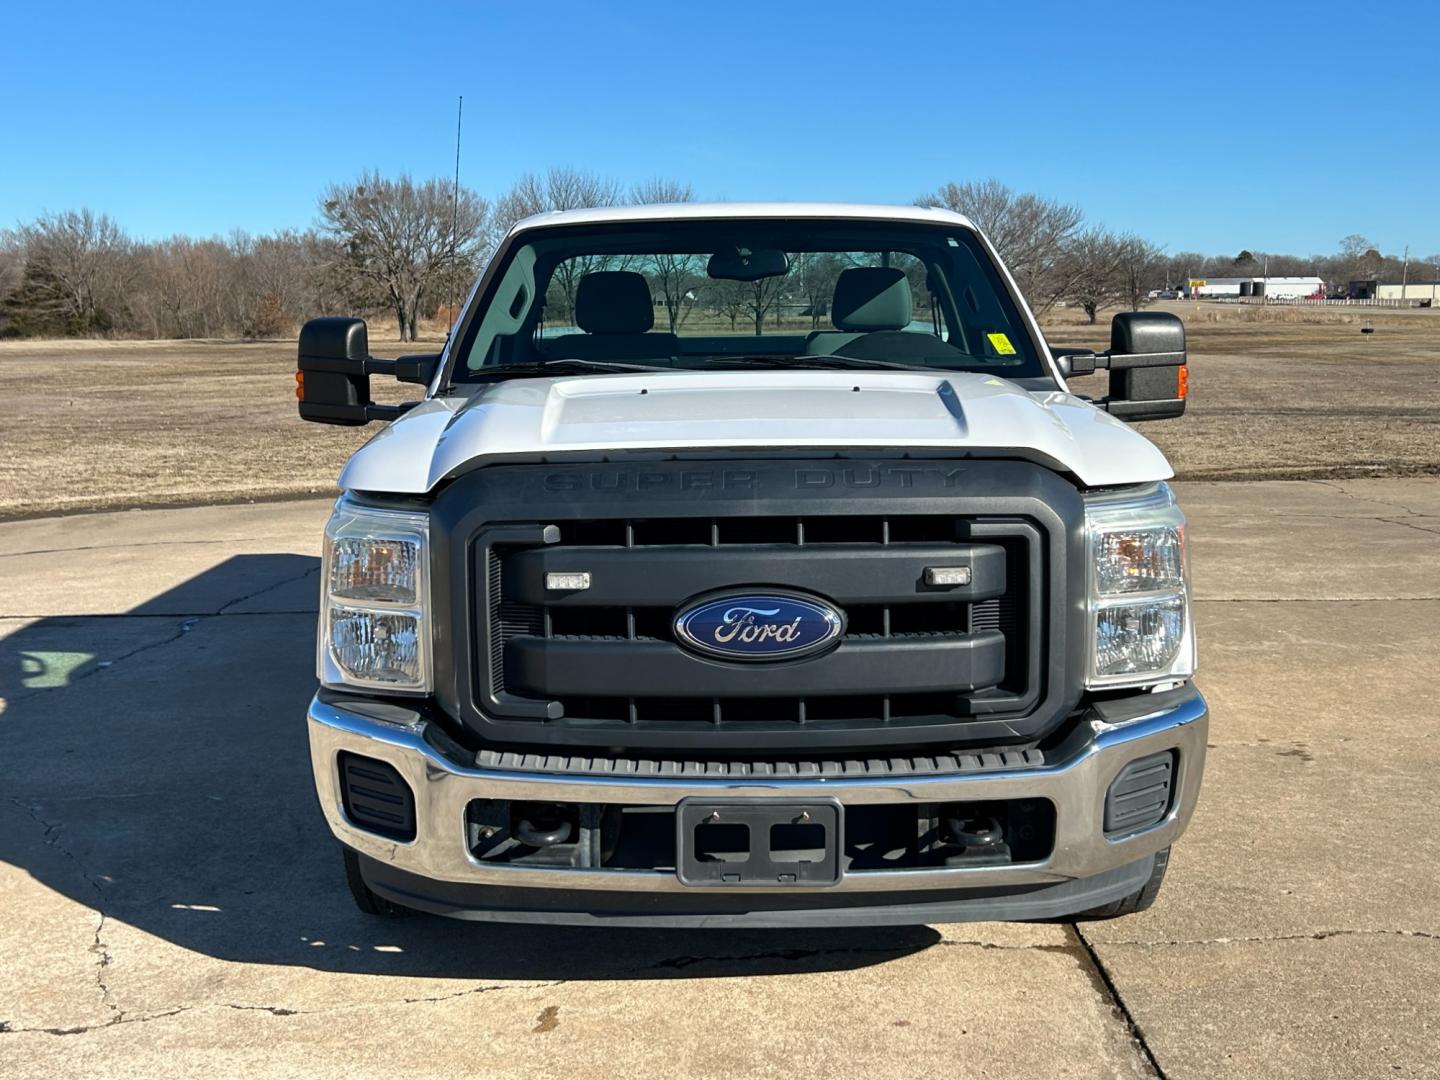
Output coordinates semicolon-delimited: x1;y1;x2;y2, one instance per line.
474;746;1044;779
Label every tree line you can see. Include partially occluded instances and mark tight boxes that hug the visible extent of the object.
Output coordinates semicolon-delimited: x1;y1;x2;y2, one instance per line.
1;169;1432;340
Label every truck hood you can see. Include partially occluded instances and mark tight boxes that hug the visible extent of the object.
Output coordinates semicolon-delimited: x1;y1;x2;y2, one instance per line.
339;370;1173;493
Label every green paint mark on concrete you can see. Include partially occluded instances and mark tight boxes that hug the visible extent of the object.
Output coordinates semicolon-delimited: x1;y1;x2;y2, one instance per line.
19;651;96;689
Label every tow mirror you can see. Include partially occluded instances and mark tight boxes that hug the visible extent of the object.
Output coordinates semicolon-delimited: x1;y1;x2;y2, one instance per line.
296;317;439;426
1107;312;1187;421
1051;312;1188;421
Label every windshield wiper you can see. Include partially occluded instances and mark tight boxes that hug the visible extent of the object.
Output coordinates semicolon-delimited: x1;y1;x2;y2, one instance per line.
704;354;929;372
474;358;667;379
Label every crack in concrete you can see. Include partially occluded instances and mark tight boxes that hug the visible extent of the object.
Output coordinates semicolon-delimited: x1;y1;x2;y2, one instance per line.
1309;479;1435;520
4;799;125;1027
92;913;118;1018
0;1007;190;1038
398;979;568;1007
4;564;320;703
1193;596;1440;603
1208;736;1436;752
6;799;108;898
1302;479;1440;541
1377;516;1440;538
1071;924;1168;1080
213;564;320;616
0;566;322;1036
1;617;203;707
0;981;570;1037
1;611;316;620
0;538;271;560
5;802;566;1036
1094;928;1440;949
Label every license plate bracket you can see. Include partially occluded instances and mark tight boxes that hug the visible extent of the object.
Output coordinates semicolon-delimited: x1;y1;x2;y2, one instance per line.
676;799;843;886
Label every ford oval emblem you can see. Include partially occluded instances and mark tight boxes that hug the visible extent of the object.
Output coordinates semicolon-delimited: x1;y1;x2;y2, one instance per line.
673;591;845;662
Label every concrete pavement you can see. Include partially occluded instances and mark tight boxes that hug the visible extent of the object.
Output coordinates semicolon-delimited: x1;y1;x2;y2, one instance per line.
1;479;1438;1078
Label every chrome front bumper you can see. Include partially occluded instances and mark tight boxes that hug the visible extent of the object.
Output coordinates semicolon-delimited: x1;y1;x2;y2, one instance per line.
307;689;1207;899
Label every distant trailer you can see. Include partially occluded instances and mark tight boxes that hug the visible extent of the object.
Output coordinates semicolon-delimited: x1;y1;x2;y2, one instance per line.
1190;276;1324;299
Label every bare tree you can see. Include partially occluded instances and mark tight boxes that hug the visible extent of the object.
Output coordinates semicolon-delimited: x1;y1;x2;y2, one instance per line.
492;167;621;237
493;168;623;324
706;278;748;332
1061;228;1131;324
791;251;843;329
0;232;22;336
645;253;701;333
1117;234;1165;311
8;210;132;334
744;275;786;335
629;179;698;332
916;179;1083;313
1165;252;1206;292
320;172;489;341
630;178;694;205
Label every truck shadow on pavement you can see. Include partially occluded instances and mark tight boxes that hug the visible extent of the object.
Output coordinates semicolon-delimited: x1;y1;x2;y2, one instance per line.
0;555;939;981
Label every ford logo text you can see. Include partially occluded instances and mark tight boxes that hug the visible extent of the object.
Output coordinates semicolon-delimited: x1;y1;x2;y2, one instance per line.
673;592;845;662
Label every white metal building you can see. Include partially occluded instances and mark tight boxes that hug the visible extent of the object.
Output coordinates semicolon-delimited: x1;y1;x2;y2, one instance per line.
1189;277;1325;299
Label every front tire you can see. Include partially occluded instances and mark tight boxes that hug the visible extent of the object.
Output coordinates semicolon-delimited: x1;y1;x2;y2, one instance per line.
342;847;413;918
1076;847;1170;920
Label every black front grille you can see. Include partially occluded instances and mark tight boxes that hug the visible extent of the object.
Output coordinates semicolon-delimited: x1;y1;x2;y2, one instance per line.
431;458;1083;752
484;514;1033;731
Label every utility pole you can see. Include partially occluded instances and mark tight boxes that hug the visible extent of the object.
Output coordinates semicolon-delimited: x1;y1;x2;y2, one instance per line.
1400;244;1409;302
447;95;464;329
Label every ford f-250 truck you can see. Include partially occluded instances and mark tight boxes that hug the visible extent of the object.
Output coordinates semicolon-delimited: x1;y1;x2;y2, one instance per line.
296;203;1205;927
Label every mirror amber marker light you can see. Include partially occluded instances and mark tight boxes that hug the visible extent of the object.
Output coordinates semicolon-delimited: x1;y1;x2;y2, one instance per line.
295;371;305;400
1177;365;1189;399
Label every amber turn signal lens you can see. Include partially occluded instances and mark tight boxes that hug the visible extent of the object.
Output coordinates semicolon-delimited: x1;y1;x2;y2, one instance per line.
1176;365;1189;399
295;371;305;400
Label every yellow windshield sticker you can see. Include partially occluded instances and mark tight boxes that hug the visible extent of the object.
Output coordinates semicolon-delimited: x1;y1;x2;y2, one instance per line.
986;332;1017;355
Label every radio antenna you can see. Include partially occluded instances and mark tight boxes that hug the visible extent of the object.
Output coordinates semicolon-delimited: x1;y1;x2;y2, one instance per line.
447;95;463;328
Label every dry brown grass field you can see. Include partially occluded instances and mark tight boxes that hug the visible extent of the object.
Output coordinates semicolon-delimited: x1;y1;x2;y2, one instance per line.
1;303;1436;519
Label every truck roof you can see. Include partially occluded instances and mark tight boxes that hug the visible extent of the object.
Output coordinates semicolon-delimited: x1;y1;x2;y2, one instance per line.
507;201;976;235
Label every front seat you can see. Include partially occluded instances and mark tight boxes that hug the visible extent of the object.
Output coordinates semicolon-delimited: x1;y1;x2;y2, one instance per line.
805;266;948;362
543;271;679;362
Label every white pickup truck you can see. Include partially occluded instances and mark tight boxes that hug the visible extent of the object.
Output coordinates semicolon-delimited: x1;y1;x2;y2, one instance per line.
296;203;1205;927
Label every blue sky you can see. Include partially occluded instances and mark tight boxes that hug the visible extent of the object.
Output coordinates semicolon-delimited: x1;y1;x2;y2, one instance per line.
3;0;1437;256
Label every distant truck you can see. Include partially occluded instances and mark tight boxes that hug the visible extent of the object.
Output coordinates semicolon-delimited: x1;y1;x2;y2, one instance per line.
296;203;1206;927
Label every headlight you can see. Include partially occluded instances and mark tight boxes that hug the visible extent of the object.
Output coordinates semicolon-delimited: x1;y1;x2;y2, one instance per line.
319;500;431;692
1084;483;1195;689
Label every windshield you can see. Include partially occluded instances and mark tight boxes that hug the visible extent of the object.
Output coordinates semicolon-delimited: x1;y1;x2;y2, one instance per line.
453;218;1046;380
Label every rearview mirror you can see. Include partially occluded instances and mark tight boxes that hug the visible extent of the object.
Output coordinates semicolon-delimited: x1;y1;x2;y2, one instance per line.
707;247;789;281
296;317;439;426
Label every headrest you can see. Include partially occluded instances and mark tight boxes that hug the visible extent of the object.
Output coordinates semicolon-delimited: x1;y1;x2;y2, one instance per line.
831;267;913;332
575;271;655;334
